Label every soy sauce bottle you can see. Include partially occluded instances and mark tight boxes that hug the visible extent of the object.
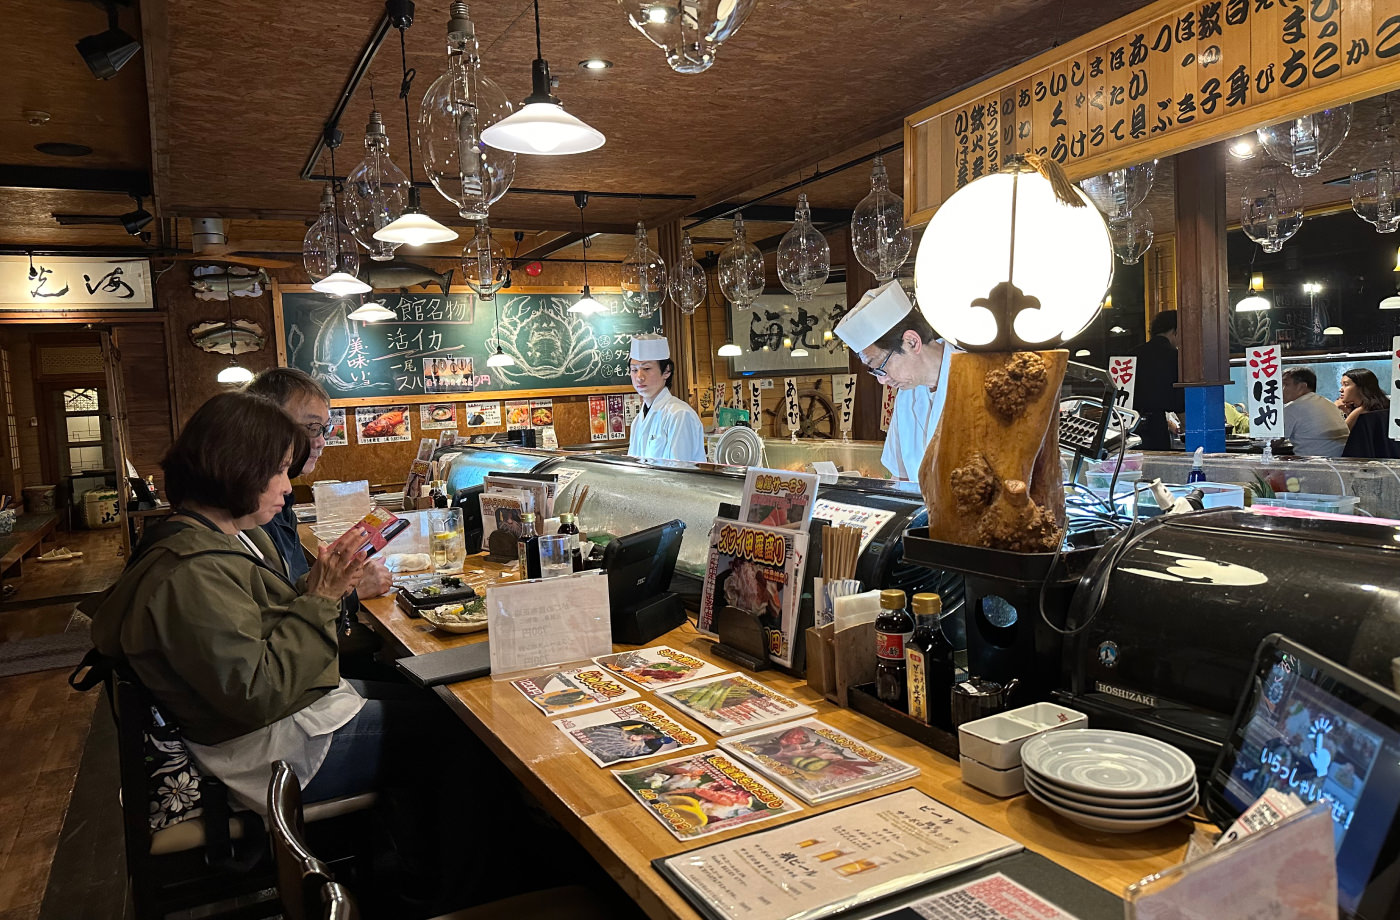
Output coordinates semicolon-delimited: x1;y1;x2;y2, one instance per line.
557;513;584;572
874;589;913;708
518;512;542;580
906;592;956;728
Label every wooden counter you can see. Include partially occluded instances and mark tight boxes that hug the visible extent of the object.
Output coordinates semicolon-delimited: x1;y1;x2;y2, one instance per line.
334;536;1189;920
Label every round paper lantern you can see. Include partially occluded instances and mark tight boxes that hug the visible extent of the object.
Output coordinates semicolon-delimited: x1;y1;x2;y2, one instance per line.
914;159;1113;351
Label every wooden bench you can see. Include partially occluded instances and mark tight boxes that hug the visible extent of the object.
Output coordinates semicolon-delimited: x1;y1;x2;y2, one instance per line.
0;512;59;577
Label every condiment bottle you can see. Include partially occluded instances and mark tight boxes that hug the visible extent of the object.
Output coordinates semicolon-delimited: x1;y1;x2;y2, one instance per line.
518;512;541;579
905;592;955;728
874;589;913;708
557;513;583;572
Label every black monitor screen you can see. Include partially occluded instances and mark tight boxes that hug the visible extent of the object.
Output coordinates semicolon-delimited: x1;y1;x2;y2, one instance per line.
603;519;686;613
1210;636;1400;918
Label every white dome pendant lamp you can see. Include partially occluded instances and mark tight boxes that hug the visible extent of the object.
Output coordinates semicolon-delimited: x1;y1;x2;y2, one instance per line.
480;0;605;156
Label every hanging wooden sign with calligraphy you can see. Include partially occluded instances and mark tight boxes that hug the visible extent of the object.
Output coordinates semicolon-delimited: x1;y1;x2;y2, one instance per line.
0;256;153;311
1109;356;1138;410
1246;344;1285;439
831;374;857;436
905;0;1400;223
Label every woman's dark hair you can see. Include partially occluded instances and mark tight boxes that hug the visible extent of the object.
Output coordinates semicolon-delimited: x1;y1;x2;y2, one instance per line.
1344;368;1390;412
162;392;310;517
871;309;938;353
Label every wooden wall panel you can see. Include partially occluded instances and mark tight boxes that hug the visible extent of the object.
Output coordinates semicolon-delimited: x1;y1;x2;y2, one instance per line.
114;325;175;489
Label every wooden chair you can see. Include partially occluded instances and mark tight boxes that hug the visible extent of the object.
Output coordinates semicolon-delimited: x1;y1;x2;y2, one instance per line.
269;761;619;920
111;675;378;920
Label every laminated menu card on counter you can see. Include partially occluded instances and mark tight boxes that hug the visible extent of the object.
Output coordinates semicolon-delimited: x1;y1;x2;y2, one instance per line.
739;467;819;529
654;787;1021;920
655;673;816;735
486;570;612;679
592;645;728;689
612;749;802;841
552;700;706;767
510;666;641;716
697;518;809;668
720;718;918;805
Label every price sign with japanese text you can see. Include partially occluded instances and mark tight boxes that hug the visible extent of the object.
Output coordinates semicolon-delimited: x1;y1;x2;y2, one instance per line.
1109;355;1138;410
783;377;801;435
1246;345;1284;439
732;381;744;411
880;383;897;433
831;374;857;435
748;380;762;428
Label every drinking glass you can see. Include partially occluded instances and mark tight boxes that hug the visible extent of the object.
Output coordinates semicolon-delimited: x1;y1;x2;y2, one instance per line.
429;508;466;572
538;534;572;579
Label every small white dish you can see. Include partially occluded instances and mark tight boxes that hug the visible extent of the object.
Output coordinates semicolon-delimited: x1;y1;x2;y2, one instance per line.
1024;781;1194;833
1019;729;1195;796
1023;768;1195;808
1023;771;1197;818
959;755;1024;798
958;702;1088;770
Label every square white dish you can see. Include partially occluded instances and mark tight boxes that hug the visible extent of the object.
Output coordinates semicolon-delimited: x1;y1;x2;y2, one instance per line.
959;754;1024;798
957;702;1087;769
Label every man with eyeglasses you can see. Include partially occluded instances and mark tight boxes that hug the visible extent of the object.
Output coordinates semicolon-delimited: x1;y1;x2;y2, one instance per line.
835;281;954;480
245;368;393;673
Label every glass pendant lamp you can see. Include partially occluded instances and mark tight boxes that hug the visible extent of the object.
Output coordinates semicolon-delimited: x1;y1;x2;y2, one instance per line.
346;110;409;261
621;222;666;317
1109;209;1153;265
461;220;509;300
1257;105;1352;177
668;232;707;314
1079;161;1154;220
1241;165;1304;253
717;341;742;356
1236;273;1271;312
718;213;764;310
303;183;359;283
312;138;373;296
480;0;604;155
1352;97;1399;233
617;0;758;74
777;193;830;301
850;155;911;283
375;21;458;246
568;192;605;315
418;3;515;220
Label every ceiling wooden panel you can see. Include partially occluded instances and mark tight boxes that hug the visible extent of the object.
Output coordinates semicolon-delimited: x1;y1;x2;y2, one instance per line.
0;188;148;247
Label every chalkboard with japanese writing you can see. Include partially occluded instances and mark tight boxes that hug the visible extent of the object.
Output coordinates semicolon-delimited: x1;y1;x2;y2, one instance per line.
275;288;662;403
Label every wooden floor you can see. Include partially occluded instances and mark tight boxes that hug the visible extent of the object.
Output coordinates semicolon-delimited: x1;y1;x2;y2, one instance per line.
0;527;124;920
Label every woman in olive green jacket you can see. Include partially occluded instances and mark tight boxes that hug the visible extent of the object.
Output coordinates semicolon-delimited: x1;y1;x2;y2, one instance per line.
91;392;372;811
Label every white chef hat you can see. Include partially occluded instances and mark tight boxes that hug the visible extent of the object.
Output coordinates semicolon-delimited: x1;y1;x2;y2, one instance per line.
629;334;670;362
834;281;914;352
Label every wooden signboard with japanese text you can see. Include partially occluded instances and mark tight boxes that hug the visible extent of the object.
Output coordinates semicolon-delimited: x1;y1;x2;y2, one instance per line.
906;0;1400;223
273;284;662;407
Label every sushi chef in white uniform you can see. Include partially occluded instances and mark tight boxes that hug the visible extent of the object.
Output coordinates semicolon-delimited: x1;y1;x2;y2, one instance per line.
834;281;955;481
626;333;707;463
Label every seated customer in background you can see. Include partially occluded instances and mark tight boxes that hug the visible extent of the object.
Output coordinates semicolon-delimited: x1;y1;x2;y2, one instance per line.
243;368;392;677
1281;367;1348;457
1336;368;1389;430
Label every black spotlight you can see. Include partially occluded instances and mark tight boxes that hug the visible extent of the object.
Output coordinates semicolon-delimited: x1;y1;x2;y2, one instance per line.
77;2;141;80
120;196;152;235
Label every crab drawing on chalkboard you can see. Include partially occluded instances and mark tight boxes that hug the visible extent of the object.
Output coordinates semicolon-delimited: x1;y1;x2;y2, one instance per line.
484;295;602;384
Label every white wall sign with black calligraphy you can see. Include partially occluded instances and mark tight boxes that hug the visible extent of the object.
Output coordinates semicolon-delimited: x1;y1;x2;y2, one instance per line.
905;0;1400;222
0;256;153;311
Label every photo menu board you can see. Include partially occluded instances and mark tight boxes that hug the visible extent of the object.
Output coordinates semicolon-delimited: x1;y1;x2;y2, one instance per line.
274;285;662;404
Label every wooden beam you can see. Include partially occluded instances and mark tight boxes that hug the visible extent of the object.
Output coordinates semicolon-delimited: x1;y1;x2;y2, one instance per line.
510;232;584;267
1174;145;1230;386
137;0;171;214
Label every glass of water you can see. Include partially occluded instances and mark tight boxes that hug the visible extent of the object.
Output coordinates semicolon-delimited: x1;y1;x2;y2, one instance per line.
538;534;572;579
429;508;466;572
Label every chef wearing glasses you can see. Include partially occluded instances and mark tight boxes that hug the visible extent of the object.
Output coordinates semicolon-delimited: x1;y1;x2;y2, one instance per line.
835;281;954;481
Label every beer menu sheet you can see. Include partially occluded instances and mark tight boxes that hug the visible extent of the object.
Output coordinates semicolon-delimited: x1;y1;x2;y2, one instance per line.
655;788;1022;920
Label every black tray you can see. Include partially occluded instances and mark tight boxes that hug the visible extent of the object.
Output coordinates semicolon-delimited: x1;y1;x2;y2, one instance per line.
902;528;1100;586
394;580;478;618
847;682;959;761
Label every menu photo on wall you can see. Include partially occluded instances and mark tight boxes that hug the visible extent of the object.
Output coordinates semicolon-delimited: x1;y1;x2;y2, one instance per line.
354;405;411;444
323;408;348;446
607;394;626;440
589;396;610;442
463;401;501;428
1246;345;1284;439
504;399;531;431
419;402;457;430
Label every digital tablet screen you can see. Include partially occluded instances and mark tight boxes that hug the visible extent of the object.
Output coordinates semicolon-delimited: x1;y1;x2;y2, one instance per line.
1213;638;1400;917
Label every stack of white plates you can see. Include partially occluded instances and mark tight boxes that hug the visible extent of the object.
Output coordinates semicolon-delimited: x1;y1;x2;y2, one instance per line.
1018;729;1198;833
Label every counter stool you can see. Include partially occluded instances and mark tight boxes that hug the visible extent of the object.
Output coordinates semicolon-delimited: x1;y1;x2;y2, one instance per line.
111;675;377;920
269;761;616;920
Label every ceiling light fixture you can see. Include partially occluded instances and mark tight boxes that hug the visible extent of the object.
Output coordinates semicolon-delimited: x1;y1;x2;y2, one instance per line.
619;0;758;73
1323;325;1344;334
569;192;605;315
850;154;911;283
486;281;516;367
718;213;765;310
1108;325;1128;334
481;0;605;155
1381;295;1400;310
578;58;612;71
621;222;666;316
347;299;397;323
216;274;253;384
1257;105;1352;177
1228;137;1257;159
1074;349;1091;356
120;195;152;235
790;345;809;357
778;192;830;301
419;2;514;221
717;341;742;357
461;219;508;300
303;183;359;284
76;1;141;80
312;131;373;296
34;142;92;157
1079;161;1155;221
1241;164;1304;253
1237;271;1270;311
1351;94;1399;233
375;5;458;246
669;231;708;315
